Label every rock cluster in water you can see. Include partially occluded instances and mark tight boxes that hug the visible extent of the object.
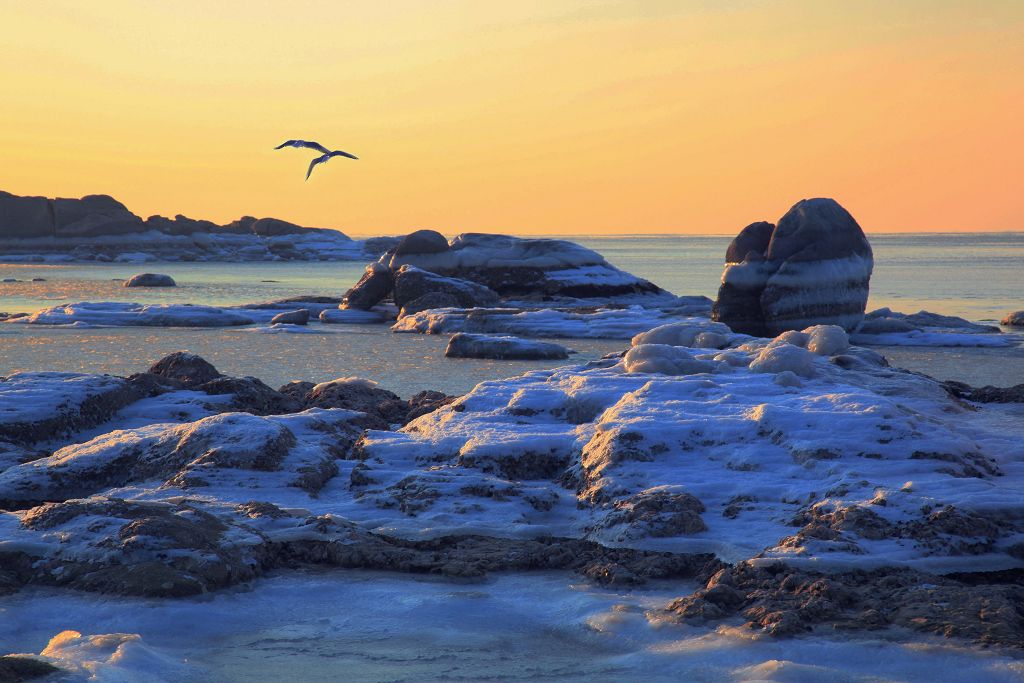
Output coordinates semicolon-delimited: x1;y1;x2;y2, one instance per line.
0;190;374;262
712;198;873;336
341;229;667;312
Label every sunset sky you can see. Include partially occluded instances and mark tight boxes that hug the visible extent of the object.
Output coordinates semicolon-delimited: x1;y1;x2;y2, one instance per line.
2;1;1021;235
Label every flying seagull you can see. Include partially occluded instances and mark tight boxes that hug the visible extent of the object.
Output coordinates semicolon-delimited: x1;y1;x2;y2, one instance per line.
274;140;358;180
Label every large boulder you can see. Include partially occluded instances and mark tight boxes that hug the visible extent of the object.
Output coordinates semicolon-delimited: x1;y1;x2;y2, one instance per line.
394;229;449;256
124;273;176;287
392;265;499;310
0;190;53;238
341;263;394;310
382;232;665;300
52;194;144;237
713;199;873;336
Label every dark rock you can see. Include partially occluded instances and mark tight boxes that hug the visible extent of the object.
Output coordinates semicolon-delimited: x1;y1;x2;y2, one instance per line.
392;265;499;310
341;263;394;310
394;229;449;256
250;217;309;237
0;191;52;239
399;291;460;318
713;199;873;335
198;376;302;415
278;381;316;403
270;309;310;325
145;213;221;236
148;352;222;388
0;655;60;681
725;221;775;263
123;272;176;287
53;194;144;237
304;379;407;425
404;390;458;423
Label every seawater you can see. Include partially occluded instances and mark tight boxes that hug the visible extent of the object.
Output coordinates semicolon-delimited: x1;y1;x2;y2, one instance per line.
0;233;1021;393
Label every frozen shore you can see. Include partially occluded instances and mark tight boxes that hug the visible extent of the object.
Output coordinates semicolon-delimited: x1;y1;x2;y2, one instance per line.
0;318;1021;669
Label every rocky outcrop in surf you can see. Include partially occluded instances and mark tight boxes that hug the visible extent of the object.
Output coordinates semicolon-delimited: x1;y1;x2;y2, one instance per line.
712;199;873;336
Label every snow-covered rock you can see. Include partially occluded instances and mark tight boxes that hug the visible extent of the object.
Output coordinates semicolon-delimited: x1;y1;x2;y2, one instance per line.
713;199;874;336
8;302;255;327
393;265;500;310
853;308;1014;347
445;333;572;360
393;306;685;339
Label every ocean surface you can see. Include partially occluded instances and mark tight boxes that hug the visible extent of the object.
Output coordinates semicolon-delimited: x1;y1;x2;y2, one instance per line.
1;233;1022;392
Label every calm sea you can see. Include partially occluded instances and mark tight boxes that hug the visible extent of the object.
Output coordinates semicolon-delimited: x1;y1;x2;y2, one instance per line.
1;233;1021;393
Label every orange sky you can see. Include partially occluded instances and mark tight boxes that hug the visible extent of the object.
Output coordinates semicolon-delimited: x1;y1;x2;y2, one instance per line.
1;1;1021;235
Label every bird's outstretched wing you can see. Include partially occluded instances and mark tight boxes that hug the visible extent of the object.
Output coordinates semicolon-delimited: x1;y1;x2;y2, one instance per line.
306;154;329;181
330;150;359;160
275;139;331;154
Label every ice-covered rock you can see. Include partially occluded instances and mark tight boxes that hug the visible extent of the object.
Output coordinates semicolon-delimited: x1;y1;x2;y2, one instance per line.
853;308;1012;347
392;265;500;310
631;320;734;348
445;333;572;360
0;372;154;446
623;344;720;375
380;232;667;301
393;305;682;339
748;341;818;378
10;302;255;327
319;308;387;324
123;272;176;287
713;199;873;335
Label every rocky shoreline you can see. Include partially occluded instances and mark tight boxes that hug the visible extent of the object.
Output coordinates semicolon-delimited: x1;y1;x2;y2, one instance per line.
0;190;392;262
1;198;1022;676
